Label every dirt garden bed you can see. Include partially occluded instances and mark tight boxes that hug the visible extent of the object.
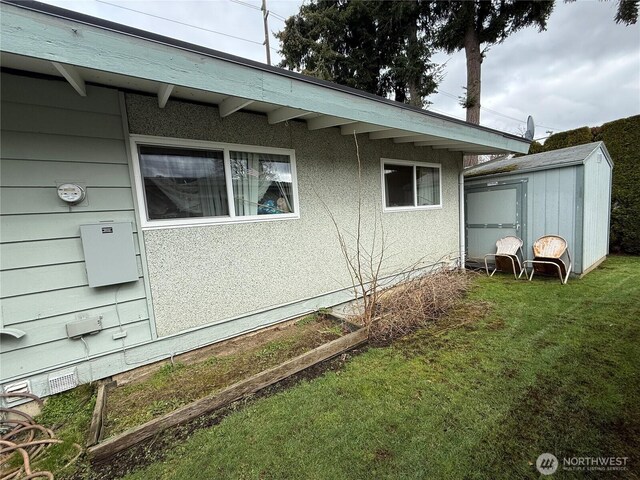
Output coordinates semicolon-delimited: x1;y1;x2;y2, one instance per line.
88;312;366;460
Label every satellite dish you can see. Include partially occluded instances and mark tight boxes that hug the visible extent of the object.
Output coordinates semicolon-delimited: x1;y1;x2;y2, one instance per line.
524;115;535;140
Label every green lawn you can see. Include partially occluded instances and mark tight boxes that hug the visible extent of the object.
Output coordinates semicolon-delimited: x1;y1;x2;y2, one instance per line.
123;256;639;479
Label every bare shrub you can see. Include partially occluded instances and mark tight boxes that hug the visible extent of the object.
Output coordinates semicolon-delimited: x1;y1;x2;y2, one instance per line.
367;268;477;344
319;133;472;342
317;133;386;331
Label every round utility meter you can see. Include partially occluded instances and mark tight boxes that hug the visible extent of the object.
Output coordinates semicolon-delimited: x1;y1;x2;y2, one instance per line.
57;183;86;204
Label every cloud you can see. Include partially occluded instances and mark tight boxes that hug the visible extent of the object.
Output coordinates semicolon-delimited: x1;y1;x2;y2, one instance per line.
430;1;640;135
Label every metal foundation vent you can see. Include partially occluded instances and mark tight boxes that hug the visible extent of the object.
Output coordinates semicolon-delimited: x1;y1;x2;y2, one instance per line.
2;380;31;405
3;380;31;396
48;369;78;395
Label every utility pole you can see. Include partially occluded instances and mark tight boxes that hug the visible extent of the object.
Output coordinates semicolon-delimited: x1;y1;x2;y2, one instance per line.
261;0;271;65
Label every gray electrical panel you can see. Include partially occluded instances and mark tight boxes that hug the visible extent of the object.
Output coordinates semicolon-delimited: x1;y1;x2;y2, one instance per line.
80;222;139;287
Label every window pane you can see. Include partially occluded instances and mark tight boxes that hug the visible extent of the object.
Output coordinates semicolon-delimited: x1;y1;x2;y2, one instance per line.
384;164;414;207
139;146;228;220
230;151;294;216
416;166;440;206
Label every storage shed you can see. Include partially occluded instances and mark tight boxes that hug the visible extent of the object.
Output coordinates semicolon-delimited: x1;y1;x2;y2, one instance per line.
464;142;613;276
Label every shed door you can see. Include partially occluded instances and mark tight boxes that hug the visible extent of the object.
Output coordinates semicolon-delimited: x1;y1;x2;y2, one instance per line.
465;182;526;262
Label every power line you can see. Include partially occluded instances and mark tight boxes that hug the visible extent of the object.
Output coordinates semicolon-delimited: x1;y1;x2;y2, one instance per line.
229;0;260;11
271;11;288;22
224;5;557;133
95;0;278;52
426;106;466;121
229;0;287;22
96;0;550;131
436;89;523;122
433;88;559;131
95;0;558;133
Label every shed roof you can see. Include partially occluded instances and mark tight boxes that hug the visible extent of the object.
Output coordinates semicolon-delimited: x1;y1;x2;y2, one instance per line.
464;142;612;178
0;0;531;155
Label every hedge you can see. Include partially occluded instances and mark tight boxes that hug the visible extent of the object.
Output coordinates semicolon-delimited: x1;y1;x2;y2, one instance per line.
535;115;640;254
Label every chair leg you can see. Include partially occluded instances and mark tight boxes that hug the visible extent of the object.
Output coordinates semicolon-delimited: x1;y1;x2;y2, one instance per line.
514;256;525;280
555;264;564;284
526;261;570;284
518;266;527;279
563;262;571;284
484;257;497;277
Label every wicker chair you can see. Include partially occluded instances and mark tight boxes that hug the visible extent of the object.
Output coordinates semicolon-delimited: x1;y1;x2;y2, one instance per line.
524;235;572;284
484;236;526;279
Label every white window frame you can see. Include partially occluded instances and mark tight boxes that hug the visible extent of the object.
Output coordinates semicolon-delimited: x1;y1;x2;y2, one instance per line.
130;134;300;229
380;158;443;212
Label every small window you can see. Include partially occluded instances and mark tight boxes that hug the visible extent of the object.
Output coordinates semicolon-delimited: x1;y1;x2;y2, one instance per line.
382;159;441;211
133;138;299;228
416;165;440;206
230;151;294;216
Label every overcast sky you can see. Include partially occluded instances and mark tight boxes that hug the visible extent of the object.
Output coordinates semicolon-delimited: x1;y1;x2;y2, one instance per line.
40;0;640;140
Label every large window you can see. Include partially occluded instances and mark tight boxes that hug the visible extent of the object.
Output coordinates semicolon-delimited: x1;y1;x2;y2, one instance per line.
133;137;298;228
139;146;229;220
381;159;441;211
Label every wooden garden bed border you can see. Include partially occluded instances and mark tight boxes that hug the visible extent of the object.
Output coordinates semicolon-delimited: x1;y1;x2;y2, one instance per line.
87;327;368;461
86;380;110;447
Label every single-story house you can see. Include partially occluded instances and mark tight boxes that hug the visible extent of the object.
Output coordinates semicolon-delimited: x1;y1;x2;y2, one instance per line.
464;142;613;276
0;0;530;402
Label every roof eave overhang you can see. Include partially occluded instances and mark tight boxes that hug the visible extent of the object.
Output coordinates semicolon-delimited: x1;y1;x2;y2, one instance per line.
0;1;531;155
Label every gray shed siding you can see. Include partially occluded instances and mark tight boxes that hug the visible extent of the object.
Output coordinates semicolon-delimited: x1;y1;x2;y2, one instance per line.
0;73;153;386
125;93;463;337
465;166;583;274
465;143;613;276
582;150;612;270
527;166;582;274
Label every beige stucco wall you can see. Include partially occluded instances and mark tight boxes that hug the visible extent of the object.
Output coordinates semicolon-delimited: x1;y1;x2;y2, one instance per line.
126;93;463;336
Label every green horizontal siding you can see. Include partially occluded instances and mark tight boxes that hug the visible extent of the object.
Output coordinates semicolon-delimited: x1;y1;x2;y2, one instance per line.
1;211;137;243
1;321;151;379
1;256;143;298
2;300;150;353
0;71;153;386
2;279;147;326
0;235;141;270
0;159;132;187
1;131;128;164
1;102;124;139
2;74;121;115
1;187;134;214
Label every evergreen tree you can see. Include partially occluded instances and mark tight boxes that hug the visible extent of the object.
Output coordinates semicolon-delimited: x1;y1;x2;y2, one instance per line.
566;0;639;25
615;0;639;24
433;1;554;126
276;0;441;107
